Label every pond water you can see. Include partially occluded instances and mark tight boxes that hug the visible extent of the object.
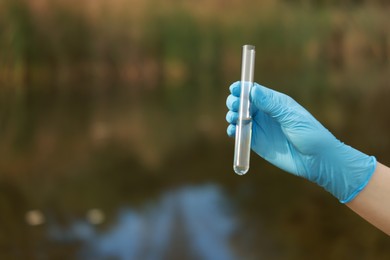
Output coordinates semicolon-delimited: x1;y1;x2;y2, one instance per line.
0;71;389;259
1;3;390;256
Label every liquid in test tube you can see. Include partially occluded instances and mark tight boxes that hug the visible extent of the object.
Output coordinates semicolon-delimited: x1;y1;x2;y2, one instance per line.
233;45;255;175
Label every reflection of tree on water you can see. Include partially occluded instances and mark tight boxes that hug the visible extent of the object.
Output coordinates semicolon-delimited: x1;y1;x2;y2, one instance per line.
48;184;238;260
1;1;390;259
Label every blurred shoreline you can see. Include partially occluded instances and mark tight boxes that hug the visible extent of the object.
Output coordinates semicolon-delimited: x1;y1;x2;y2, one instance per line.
1;1;390;259
1;0;389;87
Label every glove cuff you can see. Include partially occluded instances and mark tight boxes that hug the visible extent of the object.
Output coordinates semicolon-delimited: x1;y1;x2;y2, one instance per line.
339;155;377;203
316;143;377;203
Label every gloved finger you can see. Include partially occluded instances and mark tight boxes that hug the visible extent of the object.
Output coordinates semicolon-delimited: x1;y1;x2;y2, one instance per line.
226;94;239;112
229;81;241;97
251;83;303;127
227;124;236;137
226;111;238;124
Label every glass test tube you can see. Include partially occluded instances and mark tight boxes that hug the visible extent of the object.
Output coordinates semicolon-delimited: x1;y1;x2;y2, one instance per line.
233;45;255;175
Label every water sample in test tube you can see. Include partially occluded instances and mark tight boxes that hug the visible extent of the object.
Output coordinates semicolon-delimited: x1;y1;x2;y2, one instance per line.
233;45;255;175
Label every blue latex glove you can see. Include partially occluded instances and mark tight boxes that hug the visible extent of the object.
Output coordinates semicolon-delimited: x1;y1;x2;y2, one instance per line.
226;81;377;203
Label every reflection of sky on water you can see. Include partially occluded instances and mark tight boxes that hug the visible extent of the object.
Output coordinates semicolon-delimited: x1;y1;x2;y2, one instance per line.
48;184;238;260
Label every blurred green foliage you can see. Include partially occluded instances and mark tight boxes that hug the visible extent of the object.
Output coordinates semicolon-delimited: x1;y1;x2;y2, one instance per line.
0;0;389;259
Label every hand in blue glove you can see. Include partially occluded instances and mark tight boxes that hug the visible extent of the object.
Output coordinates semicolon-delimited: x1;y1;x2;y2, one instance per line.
226;81;377;203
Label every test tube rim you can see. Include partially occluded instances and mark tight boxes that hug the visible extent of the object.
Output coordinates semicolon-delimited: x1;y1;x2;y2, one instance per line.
243;45;255;51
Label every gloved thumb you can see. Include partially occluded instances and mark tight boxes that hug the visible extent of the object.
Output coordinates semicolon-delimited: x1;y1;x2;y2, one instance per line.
250;83;300;127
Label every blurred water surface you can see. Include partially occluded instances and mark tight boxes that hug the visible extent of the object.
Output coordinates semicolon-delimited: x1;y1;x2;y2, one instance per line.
1;0;390;259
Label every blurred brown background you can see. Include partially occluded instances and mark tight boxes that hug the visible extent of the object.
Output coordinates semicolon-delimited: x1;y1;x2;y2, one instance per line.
0;0;389;259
